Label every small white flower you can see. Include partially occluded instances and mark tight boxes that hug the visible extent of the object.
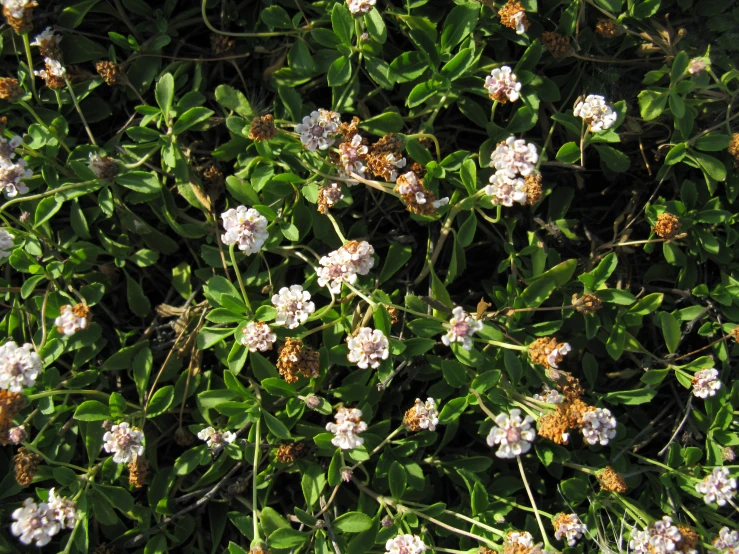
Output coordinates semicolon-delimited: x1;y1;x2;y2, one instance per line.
554;513;587;546
696;467;737;506
573;94;618;133
432;197;449;209
0;0;34;18
484;66;521;103
580;407;617;446
485;171;527;207
240;321;277;352
54;304;90;336
441;306;483;351
326;407;367;450
31;27;62;52
408;398;439;431
0;228;14;257
102;422;145;464
385;533;426;554
346;0;376;16
343;240;375;275
511;11;527;34
321;182;344;207
486;408;536;458
0;157;31;198
714;526;739;550
533;385;564;405
197;426;236;452
317;241;375;294
631;516;683;554
546;341;571;369
221;205;269;254
692;368;721;399
347;327;389;369
339;134;368;178
506;531;534;548
0;341;41;392
491;136;538;178
34;57;66;79
47;488;77;530
10;498;60;547
295;109;341;151
272;285;315;329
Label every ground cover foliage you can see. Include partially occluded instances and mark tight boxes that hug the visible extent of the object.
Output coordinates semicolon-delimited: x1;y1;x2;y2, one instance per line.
0;0;738;552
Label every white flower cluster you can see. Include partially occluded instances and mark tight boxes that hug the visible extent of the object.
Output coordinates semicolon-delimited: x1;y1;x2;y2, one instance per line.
347;327;389;369
0;228;14;257
54;304;89;336
103;422;145;464
317;240;375;294
409;398;439;431
487;408;536;458
396;171;448;209
486;136;538;207
10;489;77;547
221;205;269;254
715;527;739;552
321;182;344;207
506;531;534;549
554;513;587;546
0;341;41;392
296;109;341;151
696;467;737;506
533;385;564;405
339;134;368;178
31;27;62;51
272;285;315;329
385;534;426;554
47;488;77;530
692;368;721;398
629;517;695;554
0;0;34;18
580;407;617;445
0;135;30;198
573;94;618;132
326;407;367;450
547;341;571;369
240;321;277;352
198;427;236;452
346;0;376;16
34;57;66;79
484;66;521;103
441;306;483;351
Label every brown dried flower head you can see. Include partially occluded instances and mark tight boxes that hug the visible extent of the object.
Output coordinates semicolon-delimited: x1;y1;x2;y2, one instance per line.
537;408;570;445
394;172;440;216
387;307;399;324
597;466;628;493
277;338;320;384
722;446;735;461
14;447;42;486
275;442;308;464
317;182;344;214
528;337;570;370
203;165;225;188
595;18;622;39
0;78;24;102
555;373;584;401
249;114;277;142
0;390;26;446
729;133;739;163
95;61;126;86
541;31;572;59
677;525;699;552
572;293;603;315
249;545;271;554
367;151;406;182
338;116;361;141
478;548;495;554
498;0;529;33
524;172;543;205
370;133;404;156
564;398;593;429
3;1;36;34
653;213;682;240
211;34;236;55
128;456;150;488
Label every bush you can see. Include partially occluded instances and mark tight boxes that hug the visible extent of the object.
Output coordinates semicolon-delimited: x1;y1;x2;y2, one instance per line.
0;0;737;552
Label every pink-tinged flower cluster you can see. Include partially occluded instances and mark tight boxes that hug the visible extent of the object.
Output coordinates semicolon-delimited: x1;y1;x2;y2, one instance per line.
580;407;617;445
272;285;315;329
296;109;341;151
347;327;389;369
326;407;367;450
695;467;736;506
486;408;536;458
240;321;277;352
484;66;521;103
692;368;721;398
0;135;30;198
574;94;618;132
0;341;41;392
221;205;269;254
441;306;483;350
103;422;145;464
385;534;426;554
317;240;375;294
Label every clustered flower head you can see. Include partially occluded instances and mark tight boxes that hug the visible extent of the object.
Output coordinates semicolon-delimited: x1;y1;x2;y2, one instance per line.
317;182;344;214
54;304;90;336
0;228;14;257
695;467;736;506
14;446;41;485
95;60;126;86
34;57;67;90
580;407;617;445
1;0;36;34
0;134;31;198
47;488;77;530
221;205;269;254
102;422;145;464
277;338;320;383
528;337;571;370
197;427;236;452
595;18;621;38
272;285;315;329
403;398;439;432
385;534;426;554
714;527;739;552
395;171;448;215
10;498;60;547
0;389;25;445
346;0;376;16
317;240;375;294
487;408;536;458
598;466;628;493
572;292;603;314
484;66;521;103
347;327;389;369
296;109;341;151
31;27;63;59
574;94;618;132
275;442;308;464
653;212;682;240
326;407;367;450
338;133;369;178
629;516;698;554
0;341;41;392
498;0;528;34
688;58;707;76
88;153;119;180
442;306;483;350
240;321;277;352
533;385;564;405
503;530;550;554
0;77;24;101
553;513;587;546
487;137;539;207
366;134;407;183
541;31;572;59
248;114;277;141
692;368;721;398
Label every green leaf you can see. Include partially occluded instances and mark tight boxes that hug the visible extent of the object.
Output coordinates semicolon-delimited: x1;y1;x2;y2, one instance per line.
441;359;469;387
147;385;174;417
34;197;62;228
74;400;110;421
380;243;413;283
694;134;731;151
638;89;668;120
301;463;327;508
263;412;291;439
438;397;468;423
261;377;297;397
333;512;373;533
690;152;726;182
327;57;352;87
156;73;174;121
116;171;161;193
606;322;626;360
331;3;354;43
594;145;630;173
579;252;618;289
359;112;404;135
441;3;479;52
260;5;292;28
460;158;477;195
172;107;214;135
125;271;151;317
660;312;681;354
389;461;407;499
665;143;687;165
365;9;387;43
268;528;309;549
215;84;253;117
556;142;580;164
58;0;100;28
671;51;689;83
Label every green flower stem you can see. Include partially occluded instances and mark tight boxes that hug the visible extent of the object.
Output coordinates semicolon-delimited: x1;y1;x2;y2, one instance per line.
490;100;499;122
579;119;588;167
413;202;461;285
350;425;404;470
21;443;88;472
629;452;698;482
562;461;598;476
27;388;140;409
536;123;558;171
517;455;551;548
120;145;159;168
21;34;38;102
421;96;448;138
345;282;376;308
63;75;97;146
468;388;497;420
0;180;97;218
324;212;347;243
299;317;342;339
612;494;651;526
401;499;506;537
404;133;441;161
489;493;553;519
477;338;527;351
253;416;261;541
475;205;503;225
229;244;253;315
